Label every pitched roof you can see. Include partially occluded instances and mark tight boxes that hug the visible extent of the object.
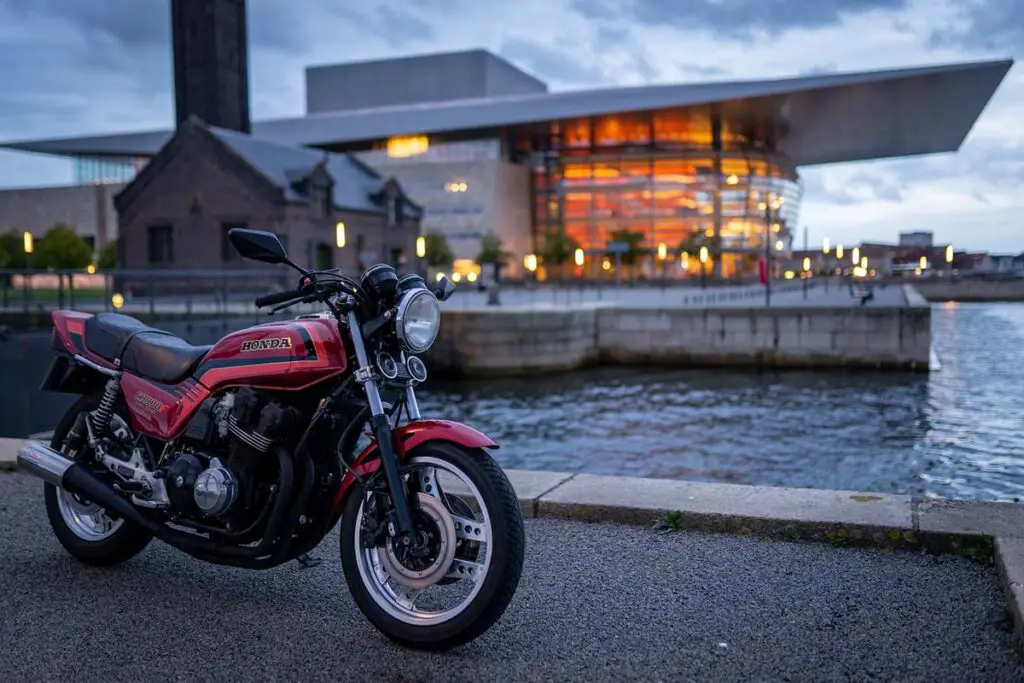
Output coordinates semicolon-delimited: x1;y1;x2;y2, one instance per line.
204;124;420;217
0;58;1013;167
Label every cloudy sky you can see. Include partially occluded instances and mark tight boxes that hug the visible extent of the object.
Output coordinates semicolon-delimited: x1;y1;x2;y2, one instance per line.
0;0;1020;251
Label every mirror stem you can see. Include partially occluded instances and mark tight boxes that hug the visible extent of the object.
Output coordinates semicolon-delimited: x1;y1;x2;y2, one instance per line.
284;257;310;276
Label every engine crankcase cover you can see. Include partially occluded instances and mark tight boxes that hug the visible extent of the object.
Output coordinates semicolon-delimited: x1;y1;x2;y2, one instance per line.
193;460;238;516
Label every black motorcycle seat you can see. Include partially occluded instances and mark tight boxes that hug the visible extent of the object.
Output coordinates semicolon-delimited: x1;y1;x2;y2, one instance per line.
84;313;212;384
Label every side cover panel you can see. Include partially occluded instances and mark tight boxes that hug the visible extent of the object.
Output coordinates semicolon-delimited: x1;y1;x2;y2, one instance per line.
120;374;211;441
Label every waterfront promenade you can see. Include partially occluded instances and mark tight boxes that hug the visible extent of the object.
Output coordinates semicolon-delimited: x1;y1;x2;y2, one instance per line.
0;278;902;317
3;440;1024;680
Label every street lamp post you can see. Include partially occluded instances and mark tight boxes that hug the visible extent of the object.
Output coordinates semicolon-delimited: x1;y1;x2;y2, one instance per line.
657;241;667;287
822;237;831;293
22;231;33;306
802;256;811;300
699;246;708;290
760;195;782;306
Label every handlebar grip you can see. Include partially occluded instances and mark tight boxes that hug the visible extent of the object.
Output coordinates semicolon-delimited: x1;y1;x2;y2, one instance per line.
255;289;300;308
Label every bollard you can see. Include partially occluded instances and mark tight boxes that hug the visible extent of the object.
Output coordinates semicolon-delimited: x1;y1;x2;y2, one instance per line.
486;283;501;306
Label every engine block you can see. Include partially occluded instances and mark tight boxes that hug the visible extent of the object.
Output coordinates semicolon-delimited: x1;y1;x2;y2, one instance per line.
167;387;301;521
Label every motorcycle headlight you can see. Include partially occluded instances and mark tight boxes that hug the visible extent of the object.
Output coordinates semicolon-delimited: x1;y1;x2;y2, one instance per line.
395;289;441;353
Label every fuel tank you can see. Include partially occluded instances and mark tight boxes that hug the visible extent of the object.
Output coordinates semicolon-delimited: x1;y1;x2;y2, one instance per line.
192;317;348;393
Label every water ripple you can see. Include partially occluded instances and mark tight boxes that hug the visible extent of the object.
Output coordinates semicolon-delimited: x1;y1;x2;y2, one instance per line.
417;302;1024;502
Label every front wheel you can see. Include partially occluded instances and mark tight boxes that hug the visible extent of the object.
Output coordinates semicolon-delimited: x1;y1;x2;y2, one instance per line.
340;442;525;650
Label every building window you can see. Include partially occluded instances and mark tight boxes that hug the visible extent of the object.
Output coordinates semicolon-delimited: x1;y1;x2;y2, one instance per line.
221;221;248;261
147;225;174;264
393;197;403;226
386;135;429;158
314;243;333;270
309;184;331;218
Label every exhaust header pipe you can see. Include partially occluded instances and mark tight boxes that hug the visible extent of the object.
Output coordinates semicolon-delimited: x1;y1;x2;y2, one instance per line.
15;439;300;566
17;440;72;487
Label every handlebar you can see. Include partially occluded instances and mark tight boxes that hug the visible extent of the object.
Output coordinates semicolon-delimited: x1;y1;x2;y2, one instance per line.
255;288;303;308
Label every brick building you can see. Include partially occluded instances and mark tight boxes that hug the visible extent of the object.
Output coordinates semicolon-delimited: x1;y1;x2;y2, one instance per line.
113;117;422;286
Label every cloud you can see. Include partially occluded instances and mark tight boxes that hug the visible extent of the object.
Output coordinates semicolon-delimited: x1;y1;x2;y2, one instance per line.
500;37;608;86
329;6;436;47
679;63;731;78
574;0;911;39
929;0;1024;53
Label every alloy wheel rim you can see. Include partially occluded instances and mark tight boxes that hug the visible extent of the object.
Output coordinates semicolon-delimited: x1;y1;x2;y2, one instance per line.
56;489;124;541
54;418;127;543
353;455;494;626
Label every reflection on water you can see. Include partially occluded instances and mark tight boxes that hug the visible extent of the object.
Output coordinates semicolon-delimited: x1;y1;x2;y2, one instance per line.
417;302;1024;502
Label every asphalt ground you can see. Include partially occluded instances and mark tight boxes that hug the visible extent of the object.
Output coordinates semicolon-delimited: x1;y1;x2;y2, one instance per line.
1;472;1020;682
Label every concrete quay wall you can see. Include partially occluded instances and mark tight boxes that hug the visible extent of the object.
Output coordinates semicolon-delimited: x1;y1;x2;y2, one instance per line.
911;278;1024;302
425;295;931;376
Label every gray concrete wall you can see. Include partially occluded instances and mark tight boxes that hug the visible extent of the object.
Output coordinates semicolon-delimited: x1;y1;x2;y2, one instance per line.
306;50;546;114
483;52;548;97
425;303;932;375
911;279;1024;302
355;145;533;277
0;183;122;249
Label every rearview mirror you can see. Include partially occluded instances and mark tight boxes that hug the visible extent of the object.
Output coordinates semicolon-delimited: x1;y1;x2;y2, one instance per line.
229;229;287;264
433;275;457;302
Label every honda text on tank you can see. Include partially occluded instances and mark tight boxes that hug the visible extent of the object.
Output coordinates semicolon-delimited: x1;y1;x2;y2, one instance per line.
17;228;526;650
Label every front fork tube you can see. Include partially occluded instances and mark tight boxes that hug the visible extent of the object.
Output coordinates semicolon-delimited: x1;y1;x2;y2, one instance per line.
347;311;416;538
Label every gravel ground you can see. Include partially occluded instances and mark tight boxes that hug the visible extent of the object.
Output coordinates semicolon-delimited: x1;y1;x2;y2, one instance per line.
0;472;1020;683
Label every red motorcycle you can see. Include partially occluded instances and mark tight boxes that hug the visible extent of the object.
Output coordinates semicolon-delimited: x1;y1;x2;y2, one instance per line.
17;228;525;650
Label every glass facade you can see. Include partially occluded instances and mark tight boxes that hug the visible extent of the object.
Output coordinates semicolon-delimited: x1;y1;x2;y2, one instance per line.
515;106;803;279
73;156;148;185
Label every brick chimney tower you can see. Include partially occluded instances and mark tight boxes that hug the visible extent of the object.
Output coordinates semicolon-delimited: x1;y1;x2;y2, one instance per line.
170;0;251;133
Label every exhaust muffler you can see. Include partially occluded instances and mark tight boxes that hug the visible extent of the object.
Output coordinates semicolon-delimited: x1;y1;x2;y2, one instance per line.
17;440;72;487
17;440;154;529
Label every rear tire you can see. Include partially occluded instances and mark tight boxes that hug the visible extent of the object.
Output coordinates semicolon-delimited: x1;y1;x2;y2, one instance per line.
43;394;153;567
340;442;525;650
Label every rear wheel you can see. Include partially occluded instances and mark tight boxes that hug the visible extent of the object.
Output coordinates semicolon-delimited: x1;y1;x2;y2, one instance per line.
43;394;153;567
340;442;525;650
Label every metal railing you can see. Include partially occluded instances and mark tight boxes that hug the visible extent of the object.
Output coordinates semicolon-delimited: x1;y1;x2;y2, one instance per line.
0;267;869;319
0;268;293;317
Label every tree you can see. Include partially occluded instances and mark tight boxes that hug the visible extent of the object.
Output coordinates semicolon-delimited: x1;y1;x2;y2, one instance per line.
678;230;712;261
604;229;645;279
476;231;511;282
34;224;93;270
0;229;28;269
678;229;721;277
97;241;118;270
540;231;580;280
423;232;453;269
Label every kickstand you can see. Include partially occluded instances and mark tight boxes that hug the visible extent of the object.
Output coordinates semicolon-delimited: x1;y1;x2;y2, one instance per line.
295;553;322;569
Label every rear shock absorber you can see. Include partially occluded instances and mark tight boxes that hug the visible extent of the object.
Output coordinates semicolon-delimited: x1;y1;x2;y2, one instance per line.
91;376;122;437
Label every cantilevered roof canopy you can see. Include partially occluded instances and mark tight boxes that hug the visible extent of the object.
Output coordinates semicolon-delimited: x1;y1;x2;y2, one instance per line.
1;58;1012;167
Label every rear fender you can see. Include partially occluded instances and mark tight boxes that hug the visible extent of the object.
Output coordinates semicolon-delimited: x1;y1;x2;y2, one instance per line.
40;353;109;395
44;311;115;395
333;419;498;510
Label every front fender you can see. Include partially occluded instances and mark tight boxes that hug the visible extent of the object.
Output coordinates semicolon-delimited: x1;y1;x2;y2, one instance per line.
333;419;497;509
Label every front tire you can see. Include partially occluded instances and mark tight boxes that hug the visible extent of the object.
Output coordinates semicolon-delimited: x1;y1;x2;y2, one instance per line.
340;442;525;650
42;394;153;567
